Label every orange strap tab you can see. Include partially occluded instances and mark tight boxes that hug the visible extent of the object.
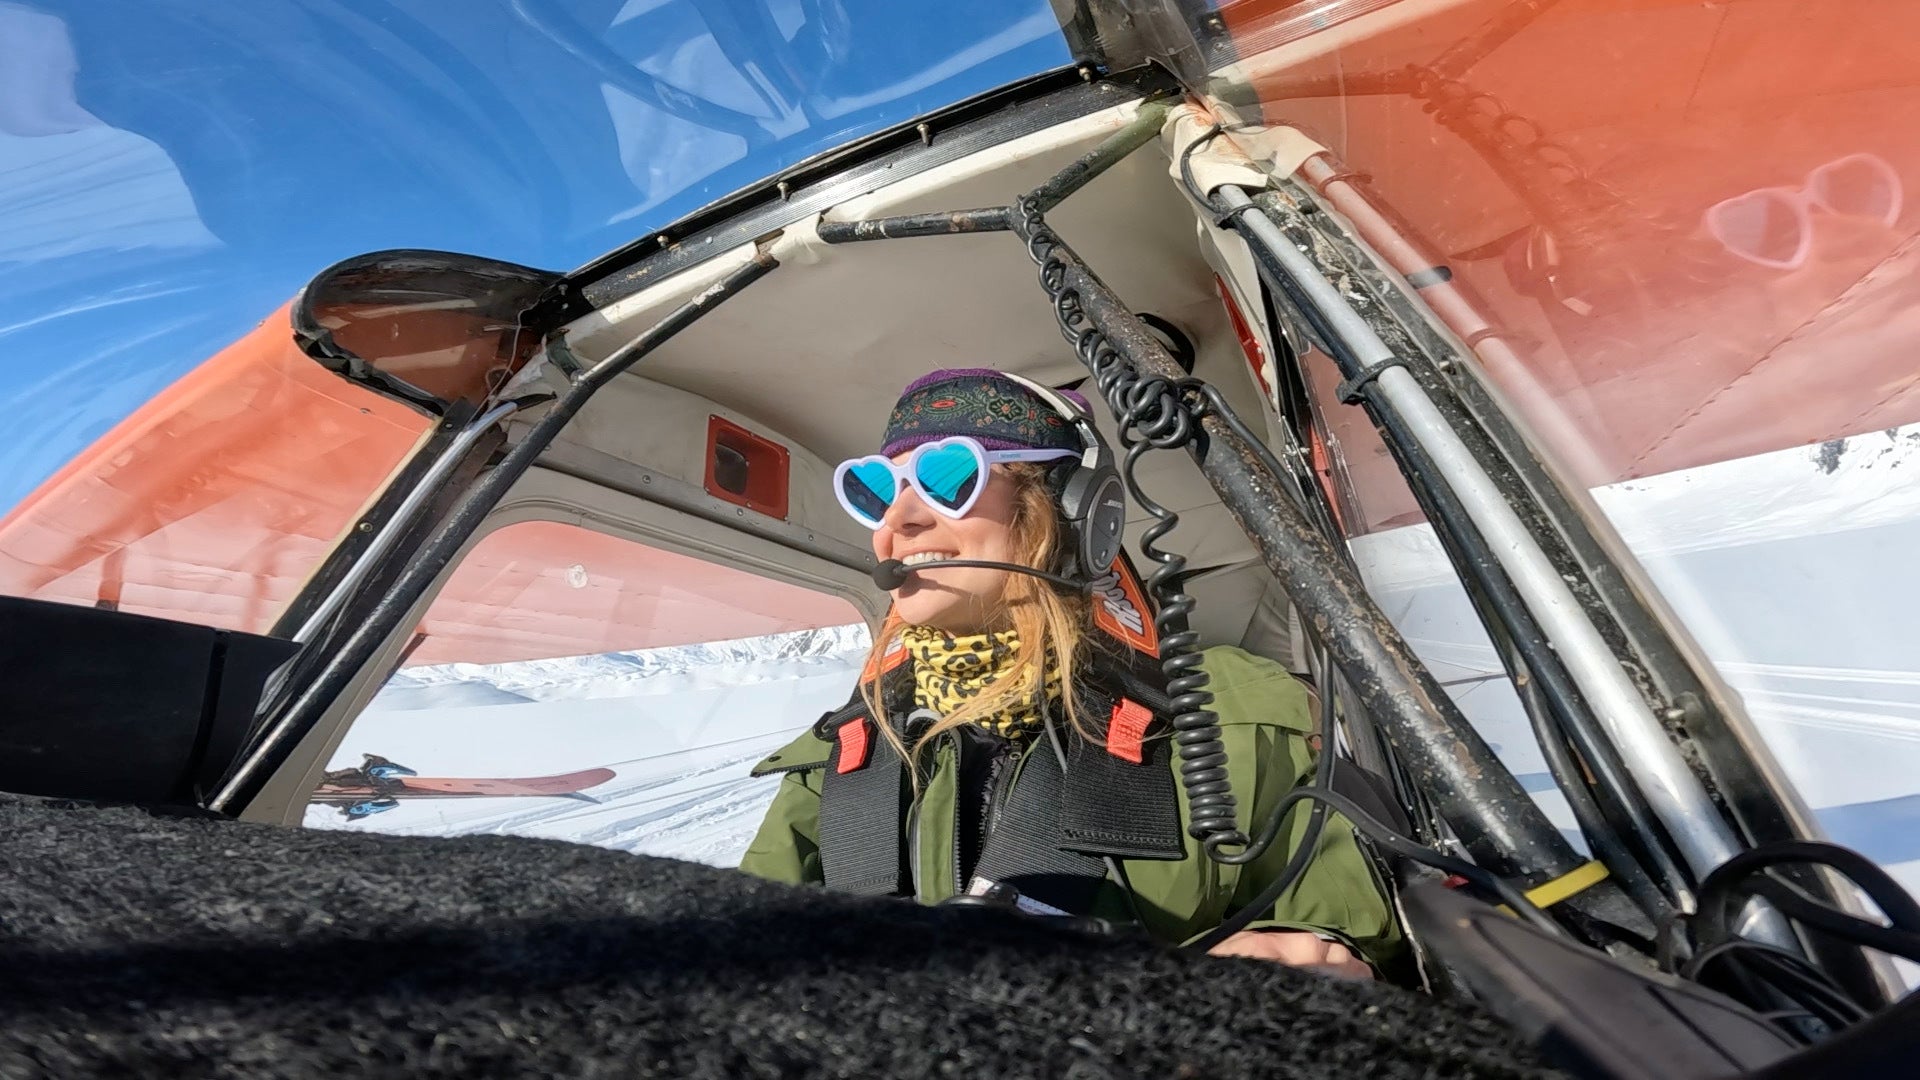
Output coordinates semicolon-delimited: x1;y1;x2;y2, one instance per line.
836;717;871;774
1108;698;1153;764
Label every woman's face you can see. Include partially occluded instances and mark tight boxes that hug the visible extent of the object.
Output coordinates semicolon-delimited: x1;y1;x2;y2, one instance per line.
872;455;1022;633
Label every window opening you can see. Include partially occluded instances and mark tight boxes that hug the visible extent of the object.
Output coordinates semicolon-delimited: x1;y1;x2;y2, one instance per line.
304;520;867;867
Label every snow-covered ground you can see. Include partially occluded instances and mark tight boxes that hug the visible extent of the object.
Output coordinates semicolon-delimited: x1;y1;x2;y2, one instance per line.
304;624;870;866
1352;424;1920;909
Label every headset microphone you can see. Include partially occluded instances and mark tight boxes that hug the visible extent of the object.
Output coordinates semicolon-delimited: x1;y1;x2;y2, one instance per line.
871;558;1088;592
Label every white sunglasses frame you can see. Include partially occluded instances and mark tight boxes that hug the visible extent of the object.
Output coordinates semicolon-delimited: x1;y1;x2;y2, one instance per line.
1703;152;1904;270
832;435;1078;529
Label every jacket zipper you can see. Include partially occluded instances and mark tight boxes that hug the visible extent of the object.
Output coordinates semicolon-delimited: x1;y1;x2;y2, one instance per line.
895;707;938;902
907;725;944;903
982;737;1027;844
967;734;1030;894
907;786;923;901
949;731;967;895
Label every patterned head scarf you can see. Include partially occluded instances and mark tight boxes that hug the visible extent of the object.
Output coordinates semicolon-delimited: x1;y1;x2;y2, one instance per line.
879;368;1089;459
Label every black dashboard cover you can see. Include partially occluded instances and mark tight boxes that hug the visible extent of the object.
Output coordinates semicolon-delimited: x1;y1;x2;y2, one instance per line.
1400;880;1800;1079
0;794;1564;1079
0;595;294;804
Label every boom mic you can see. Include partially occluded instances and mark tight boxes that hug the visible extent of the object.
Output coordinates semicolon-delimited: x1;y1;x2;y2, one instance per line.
871;558;1087;592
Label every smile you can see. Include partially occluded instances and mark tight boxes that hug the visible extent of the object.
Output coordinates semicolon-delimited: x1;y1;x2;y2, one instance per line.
900;551;957;566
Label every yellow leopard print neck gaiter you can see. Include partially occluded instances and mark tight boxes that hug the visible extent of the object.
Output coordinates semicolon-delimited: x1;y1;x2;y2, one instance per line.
898;625;1063;738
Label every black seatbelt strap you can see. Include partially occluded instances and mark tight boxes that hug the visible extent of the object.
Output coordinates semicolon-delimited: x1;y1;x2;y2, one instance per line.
816;653;1188;910
969;746;1113;916
1060;669;1185;861
1060;736;1185;860
816;671;914;897
969;668;1189;917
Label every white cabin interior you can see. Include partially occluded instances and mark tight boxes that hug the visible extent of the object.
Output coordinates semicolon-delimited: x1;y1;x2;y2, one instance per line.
252;99;1313;823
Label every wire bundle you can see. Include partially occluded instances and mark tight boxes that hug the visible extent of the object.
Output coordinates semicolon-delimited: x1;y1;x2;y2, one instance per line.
1664;842;1920;1041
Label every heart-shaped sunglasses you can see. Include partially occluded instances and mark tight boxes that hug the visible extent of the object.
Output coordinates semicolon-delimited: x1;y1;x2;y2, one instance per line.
833;436;1078;529
1704;153;1904;270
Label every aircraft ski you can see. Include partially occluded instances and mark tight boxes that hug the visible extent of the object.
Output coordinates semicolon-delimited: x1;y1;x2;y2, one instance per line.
312;755;615;820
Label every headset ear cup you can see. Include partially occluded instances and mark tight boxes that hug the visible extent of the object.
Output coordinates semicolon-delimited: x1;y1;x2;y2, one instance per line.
1059;465;1126;574
1081;471;1127;572
1002;369;1125;575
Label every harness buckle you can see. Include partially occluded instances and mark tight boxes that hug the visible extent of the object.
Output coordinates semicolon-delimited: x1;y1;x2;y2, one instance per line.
835;716;871;774
1107;698;1153;764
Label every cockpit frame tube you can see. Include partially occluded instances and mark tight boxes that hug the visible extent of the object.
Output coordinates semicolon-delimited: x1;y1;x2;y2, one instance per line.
814;97;1174;247
816;208;1011;244
208;246;781;815
1025;97;1173;213
1031;227;1587;885
1222;180;1699;918
244;399;529;732
1267;159;1893;1000
1216;181;1748;882
289;400;524;648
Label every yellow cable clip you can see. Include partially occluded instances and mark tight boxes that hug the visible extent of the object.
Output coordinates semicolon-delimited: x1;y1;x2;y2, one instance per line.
1499;859;1610;915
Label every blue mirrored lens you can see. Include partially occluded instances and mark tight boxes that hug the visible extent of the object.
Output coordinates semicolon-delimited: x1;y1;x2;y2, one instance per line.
914;442;981;510
841;461;897;523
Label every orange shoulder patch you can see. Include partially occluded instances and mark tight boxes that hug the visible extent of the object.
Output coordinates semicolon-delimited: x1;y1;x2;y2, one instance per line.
1089;556;1159;657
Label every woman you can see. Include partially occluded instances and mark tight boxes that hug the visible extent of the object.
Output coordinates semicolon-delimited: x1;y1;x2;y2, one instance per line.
740;369;1400;976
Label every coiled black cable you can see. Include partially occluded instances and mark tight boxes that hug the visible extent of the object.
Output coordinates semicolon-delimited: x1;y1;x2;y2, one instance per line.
1189;646;1339;950
1695;841;1920;938
1657;840;1920;1040
1017;195;1250;857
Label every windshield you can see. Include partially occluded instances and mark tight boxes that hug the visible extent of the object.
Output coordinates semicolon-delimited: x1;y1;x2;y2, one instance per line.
0;0;1069;517
1158;0;1920;895
0;0;1068;632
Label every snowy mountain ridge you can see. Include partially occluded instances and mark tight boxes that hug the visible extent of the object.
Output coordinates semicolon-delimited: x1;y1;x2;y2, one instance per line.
374;623;872;709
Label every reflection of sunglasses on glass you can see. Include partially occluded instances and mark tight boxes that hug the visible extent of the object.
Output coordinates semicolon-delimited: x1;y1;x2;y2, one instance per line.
834;437;1077;529
1704;153;1904;270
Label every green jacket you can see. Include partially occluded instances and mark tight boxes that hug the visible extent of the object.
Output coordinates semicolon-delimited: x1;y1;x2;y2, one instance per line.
739;645;1402;965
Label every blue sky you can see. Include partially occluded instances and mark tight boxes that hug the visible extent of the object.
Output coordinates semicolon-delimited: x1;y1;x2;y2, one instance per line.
0;0;1069;513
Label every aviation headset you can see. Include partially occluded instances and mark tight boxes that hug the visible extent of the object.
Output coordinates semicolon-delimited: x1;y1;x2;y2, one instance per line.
996;372;1128;577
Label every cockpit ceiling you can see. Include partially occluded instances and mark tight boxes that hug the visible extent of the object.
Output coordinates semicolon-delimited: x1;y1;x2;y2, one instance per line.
549;100;1284;649
570;105;1221;464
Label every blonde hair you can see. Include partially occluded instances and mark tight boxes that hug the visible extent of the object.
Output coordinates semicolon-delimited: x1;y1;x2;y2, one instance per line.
861;464;1099;767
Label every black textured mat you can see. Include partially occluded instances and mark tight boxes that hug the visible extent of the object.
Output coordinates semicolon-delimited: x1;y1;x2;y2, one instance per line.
0;795;1559;1079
